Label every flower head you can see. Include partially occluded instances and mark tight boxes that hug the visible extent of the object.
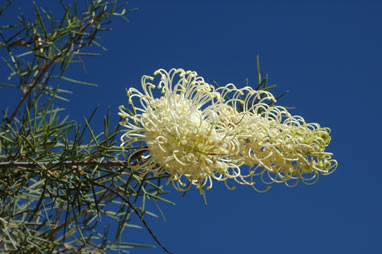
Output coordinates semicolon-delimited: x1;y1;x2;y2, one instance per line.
119;69;245;193
119;69;338;193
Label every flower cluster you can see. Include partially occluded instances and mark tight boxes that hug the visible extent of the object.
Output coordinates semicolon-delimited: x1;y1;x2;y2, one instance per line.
119;68;337;193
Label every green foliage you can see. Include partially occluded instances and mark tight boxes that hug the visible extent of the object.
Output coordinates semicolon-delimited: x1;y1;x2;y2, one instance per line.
0;1;174;253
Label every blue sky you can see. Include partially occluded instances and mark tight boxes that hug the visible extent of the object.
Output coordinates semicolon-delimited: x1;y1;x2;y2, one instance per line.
1;0;382;253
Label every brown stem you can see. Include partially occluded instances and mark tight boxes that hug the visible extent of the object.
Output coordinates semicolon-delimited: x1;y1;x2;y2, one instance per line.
94;182;175;254
47;190;114;239
5;14;103;127
2;159;174;253
0;160;127;168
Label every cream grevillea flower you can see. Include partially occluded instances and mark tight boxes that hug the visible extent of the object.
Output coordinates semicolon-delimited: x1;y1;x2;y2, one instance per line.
119;69;245;193
119;68;337;193
214;85;338;189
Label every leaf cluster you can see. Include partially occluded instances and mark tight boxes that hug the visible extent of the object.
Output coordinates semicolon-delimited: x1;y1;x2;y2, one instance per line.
0;1;173;253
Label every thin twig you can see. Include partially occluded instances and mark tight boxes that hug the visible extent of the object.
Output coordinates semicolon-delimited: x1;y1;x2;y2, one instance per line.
0;160;127;168
94;182;175;254
1;159;174;253
5;14;104;127
47;191;114;239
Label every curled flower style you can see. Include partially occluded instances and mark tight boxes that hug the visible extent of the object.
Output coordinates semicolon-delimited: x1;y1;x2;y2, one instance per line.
215;85;338;189
119;69;247;193
119;68;338;193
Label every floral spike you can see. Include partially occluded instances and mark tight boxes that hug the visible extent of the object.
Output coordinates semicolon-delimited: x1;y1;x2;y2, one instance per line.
119;68;338;193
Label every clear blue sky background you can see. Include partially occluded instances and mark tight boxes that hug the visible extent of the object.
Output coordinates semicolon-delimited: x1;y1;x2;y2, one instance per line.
1;0;382;253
